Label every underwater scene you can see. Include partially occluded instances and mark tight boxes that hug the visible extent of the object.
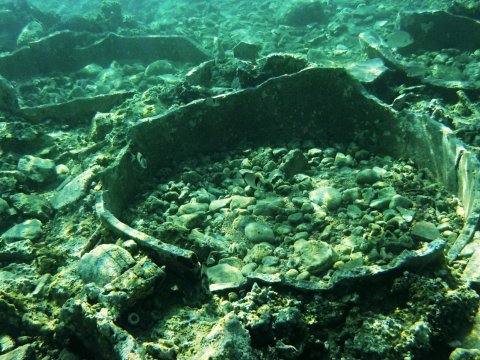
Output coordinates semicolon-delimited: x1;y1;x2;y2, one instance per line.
1;0;480;359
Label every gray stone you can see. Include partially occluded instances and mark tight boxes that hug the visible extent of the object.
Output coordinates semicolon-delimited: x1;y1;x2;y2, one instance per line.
52;167;98;209
206;263;246;292
294;239;335;275
369;196;392;210
389;194;413;209
241;262;257;276
288;212;304;225
398;207;415;223
356;168;381;185
411;221;441;242
177;212;206;229
78;244;135;287
145;59;176;76
17;155;56;183
253;197;285;216
197;313;256;359
233;41;260;62
342;187;360;203
209;198;232;212
1;219;42;243
309;186;342;210
346;204;363;219
230;195;255;209
10;193;53;222
245;222;275;243
276;224;294;235
243;242;274;263
281;149;309;178
177;202;209;215
90;112;115;141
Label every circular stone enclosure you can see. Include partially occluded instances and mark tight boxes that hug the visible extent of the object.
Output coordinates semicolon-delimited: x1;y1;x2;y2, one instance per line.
99;67;480;288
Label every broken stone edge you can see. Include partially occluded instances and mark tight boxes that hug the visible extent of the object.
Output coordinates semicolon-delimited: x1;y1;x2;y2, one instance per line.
0;31;211;80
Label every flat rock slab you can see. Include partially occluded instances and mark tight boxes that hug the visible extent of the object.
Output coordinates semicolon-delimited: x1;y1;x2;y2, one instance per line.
52;167;99;210
463;247;480;288
20;91;134;124
0;31;211;79
206;263;247;293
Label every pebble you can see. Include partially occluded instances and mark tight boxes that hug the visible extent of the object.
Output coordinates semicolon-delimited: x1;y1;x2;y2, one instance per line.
389;194;413;209
369;196;392;210
209;198;232;212
309;186;342;210
230;195;255;209
411;221;441;242
177;213;206;229
342;187;360;203
253;197;285;216
244;242;274;263
346;204;363;219
356;168;381;185
288;212;304;225
245;222;275;243
281;149;309;178
285;268;299;278
241;262;258;276
52;167;97;210
294;239;336;275
177;202;209;215
1;219;43;243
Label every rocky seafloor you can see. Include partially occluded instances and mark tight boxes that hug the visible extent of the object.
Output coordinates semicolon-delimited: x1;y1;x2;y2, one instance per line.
1;0;480;359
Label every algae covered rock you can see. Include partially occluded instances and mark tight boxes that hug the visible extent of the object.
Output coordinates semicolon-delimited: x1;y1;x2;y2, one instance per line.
17;155;56;184
1;219;43;243
245;222;275;244
10;193;53;222
52;167;98;210
281;149;309;178
197;312;256;360
309;186;342;210
356;168;382;185
78;244;135;287
206;263;246;292
411;221;441;242
294;239;336;275
98;257;165;316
